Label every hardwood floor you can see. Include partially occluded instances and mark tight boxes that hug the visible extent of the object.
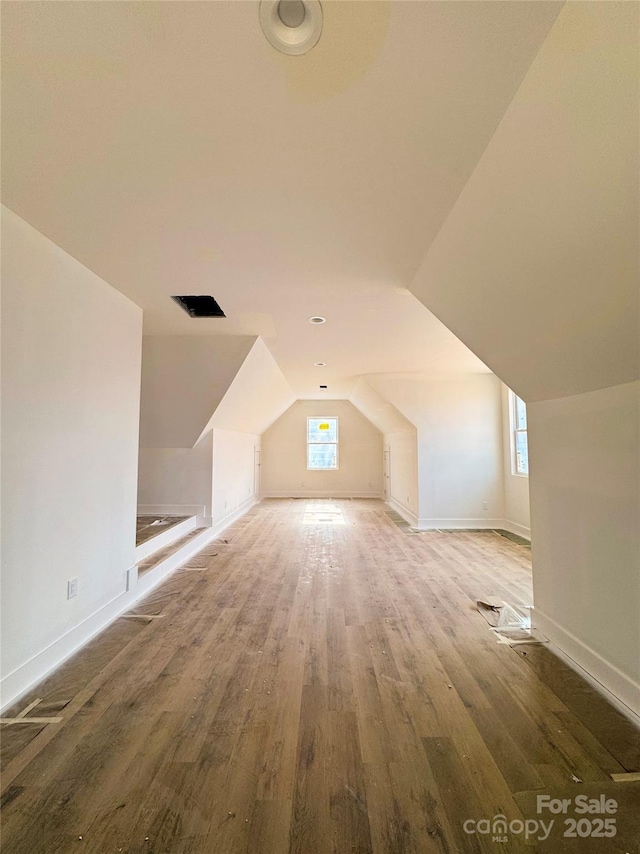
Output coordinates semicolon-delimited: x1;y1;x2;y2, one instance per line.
2;499;638;853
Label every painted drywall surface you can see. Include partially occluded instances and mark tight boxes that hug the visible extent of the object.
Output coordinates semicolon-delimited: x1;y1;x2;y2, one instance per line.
529;381;640;705
349;377;414;435
384;430;419;523
137;431;213;518
202;337;295;437
212;429;260;524
366;374;503;525
261;400;383;497
409;2;639;402
139;334;255;448
1;207;142;689
501;384;531;538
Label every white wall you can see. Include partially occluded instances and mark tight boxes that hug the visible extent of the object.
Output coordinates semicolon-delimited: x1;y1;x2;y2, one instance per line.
138;337;294;520
530;381;640;716
409;2;639;403
366;374;504;528
137;432;213;519
384;430;419;524
261;400;383;498
1;207;143;706
501;384;531;538
201;337;295;437
212;429;260;525
139;334;255;448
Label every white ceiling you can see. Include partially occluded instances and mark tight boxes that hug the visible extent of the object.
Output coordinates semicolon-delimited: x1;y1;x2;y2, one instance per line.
409;1;640;402
2;0;563;398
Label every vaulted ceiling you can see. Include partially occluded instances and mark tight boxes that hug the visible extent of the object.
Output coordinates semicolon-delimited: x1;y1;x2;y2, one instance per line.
3;1;635;404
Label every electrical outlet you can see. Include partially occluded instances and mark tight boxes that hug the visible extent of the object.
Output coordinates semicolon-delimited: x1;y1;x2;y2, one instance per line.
67;578;78;599
482;501;488;510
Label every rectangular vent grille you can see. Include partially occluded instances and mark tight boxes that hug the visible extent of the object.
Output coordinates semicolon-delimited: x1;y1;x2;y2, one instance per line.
171;295;226;318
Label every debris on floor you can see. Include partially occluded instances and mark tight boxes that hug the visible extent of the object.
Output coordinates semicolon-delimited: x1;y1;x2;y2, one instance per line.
476;599;548;645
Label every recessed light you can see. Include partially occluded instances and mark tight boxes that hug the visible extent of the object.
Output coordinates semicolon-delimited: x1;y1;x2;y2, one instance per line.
308;316;326;324
314;362;326;367
260;0;323;56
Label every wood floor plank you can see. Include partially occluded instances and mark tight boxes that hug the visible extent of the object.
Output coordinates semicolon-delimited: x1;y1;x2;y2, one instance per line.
2;499;638;853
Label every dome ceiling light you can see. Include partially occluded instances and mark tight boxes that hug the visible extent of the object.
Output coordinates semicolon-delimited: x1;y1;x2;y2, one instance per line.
308;316;326;324
260;0;323;56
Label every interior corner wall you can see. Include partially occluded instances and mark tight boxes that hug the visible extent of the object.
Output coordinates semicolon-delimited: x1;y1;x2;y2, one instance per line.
212;429;260;527
414;375;504;528
529;381;640;716
501;383;531;538
1;207;143;709
384;430;419;525
261;400;383;498
137;431;214;520
367;373;504;528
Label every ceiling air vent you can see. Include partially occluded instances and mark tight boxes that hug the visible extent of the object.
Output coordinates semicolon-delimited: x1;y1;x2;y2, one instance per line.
171;295;226;318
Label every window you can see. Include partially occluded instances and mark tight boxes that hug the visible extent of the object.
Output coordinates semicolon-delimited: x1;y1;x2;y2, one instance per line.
511;392;529;476
307;417;338;470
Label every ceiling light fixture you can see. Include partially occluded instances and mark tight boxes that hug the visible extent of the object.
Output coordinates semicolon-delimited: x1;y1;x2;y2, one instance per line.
260;0;323;56
314;361;326;367
308;316;326;324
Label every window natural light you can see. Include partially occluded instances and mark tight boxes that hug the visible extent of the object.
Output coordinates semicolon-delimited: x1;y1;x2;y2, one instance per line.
307;417;338;470
511;392;529;476
302;503;345;525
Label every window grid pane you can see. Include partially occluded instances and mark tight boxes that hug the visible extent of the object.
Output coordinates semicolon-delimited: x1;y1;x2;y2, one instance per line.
515;431;529;475
514;396;527;430
307;418;338;443
308;444;338;470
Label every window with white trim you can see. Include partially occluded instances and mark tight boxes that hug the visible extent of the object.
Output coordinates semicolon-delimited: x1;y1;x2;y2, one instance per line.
307;417;338;470
511;392;529;476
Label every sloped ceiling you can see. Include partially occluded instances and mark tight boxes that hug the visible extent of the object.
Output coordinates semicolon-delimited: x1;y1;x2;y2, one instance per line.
349;377;415;435
139;335;255;448
1;1;563;399
409;1;639;403
202;337;296;437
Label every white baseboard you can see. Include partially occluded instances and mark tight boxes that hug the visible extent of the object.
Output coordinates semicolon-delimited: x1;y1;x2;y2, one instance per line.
415;517;505;531
532;608;640;726
501;519;531;540
261;491;382;499
1;582;135;712
137;504;205;517
387;497;418;528
210;496;258;530
0;500;258;714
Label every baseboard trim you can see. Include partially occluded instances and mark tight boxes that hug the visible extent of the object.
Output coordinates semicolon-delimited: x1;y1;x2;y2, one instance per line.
415;517;505;531
0;500;258;714
1;584;134;712
502;519;531;540
209;497;258;533
261;491;383;499
137;504;206;517
387;497;418;528
531;608;640;726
